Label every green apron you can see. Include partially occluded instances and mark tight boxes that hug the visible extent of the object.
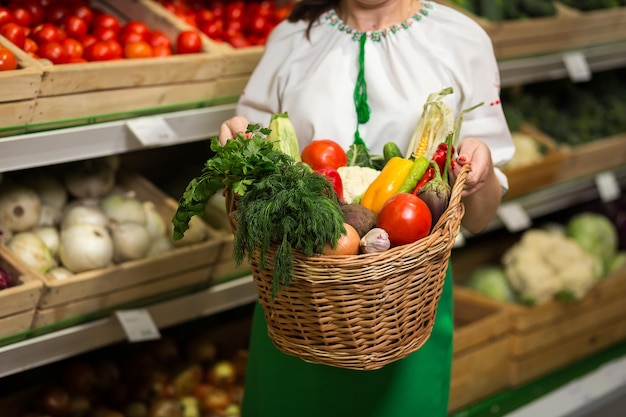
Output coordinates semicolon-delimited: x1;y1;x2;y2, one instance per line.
241;266;454;417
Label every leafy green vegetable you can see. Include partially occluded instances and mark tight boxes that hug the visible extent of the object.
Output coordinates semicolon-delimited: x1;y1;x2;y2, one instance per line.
465;266;517;303
233;162;346;298
346;143;385;170
566;212;618;276
172;124;293;240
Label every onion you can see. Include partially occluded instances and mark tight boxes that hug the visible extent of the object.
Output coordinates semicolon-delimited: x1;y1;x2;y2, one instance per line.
33;226;60;257
0;184;42;232
170;216;208;246
62;205;109;230
63;161;116;200
101;194;146;225
47;266;75;280
8;232;56;273
0;266;15;289
143;201;166;238
38;203;63;227
147;235;174;257
109;222;151;263
22;174;68;210
59;224;114;273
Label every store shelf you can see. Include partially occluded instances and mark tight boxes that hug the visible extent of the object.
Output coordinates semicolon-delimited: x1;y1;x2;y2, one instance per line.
485;165;626;234
0;275;257;379
0;103;237;172
499;42;626;87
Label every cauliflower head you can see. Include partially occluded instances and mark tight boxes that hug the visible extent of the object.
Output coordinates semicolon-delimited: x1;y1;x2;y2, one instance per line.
502;229;601;305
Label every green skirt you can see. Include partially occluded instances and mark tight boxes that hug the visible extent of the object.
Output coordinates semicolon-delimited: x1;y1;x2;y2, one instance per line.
241;267;454;417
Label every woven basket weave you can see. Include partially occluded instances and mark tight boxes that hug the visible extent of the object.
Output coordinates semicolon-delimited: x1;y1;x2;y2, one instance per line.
226;164;469;370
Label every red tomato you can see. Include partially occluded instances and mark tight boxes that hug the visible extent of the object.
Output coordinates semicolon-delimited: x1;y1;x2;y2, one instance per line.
120;21;150;42
62;15;87;39
78;33;96;49
92;26;117;42
31;23;63;44
199;20;223;41
92;13;120;33
106;39;123;59
0;7;15;27
9;7;32;28
118;29;145;45
151;44;172;57
124;41;152;59
44;4;69;25
250;15;269;36
62;37;83;59
0;22;27;49
226;1;245;22
147;30;171;48
68;4;94;26
376;193;432;247
176;30;202;54
21;0;45;27
83;40;112;61
196;9;215;23
301;139;348;171
23;37;38;54
38;41;69;64
0;46;17;71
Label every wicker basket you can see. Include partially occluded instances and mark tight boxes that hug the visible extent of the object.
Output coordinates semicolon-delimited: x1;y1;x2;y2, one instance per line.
226;164;469;370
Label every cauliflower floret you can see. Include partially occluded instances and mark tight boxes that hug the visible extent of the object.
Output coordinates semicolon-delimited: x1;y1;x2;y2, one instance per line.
337;166;380;204
504;132;544;170
502;229;601;305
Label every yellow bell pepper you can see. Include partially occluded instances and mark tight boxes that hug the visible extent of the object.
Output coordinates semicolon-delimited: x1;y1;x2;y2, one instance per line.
360;157;414;214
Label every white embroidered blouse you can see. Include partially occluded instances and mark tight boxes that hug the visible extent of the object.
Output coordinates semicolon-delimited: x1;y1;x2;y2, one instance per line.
236;1;514;186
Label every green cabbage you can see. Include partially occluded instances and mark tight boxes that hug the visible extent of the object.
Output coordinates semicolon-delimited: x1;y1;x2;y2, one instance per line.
566;212;618;276
465;266;516;303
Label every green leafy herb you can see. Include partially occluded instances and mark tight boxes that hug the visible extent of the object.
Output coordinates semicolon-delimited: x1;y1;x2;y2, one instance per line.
233;162;346;298
346;143;385;170
172;124;293;240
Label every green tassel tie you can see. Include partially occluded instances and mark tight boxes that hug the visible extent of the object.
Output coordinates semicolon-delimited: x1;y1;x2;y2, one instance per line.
353;34;370;147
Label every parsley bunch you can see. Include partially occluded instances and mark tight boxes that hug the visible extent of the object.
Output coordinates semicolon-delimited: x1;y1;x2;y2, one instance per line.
172;125;293;240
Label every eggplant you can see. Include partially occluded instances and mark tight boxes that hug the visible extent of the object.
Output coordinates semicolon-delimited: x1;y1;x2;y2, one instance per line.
417;162;450;226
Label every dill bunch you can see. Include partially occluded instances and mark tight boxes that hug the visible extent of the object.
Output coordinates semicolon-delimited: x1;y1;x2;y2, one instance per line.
233;162;346;297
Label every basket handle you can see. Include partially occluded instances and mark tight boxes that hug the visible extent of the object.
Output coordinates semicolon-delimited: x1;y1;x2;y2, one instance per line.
449;164;471;208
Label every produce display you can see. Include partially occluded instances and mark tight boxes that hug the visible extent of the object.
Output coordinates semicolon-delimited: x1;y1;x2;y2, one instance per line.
173;87;477;296
445;0;558;21
0;0;203;63
464;212;626;305
155;0;294;48
11;333;247;417
502;68;626;145
0;156;207;281
560;0;626;10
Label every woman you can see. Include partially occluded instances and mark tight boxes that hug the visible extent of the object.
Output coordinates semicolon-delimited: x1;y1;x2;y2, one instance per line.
219;0;514;415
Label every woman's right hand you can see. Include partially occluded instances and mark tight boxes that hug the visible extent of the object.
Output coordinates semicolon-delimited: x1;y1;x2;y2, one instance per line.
219;116;250;145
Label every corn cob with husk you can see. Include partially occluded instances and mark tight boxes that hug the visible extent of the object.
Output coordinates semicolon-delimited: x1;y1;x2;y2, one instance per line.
266;112;301;161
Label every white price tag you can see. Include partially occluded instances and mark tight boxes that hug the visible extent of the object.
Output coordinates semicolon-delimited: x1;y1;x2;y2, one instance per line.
563;51;592;82
595;171;621;202
498;202;532;233
115;309;161;343
126;116;178;146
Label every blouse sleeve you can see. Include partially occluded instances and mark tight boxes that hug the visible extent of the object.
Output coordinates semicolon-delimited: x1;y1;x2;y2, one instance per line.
235;22;305;126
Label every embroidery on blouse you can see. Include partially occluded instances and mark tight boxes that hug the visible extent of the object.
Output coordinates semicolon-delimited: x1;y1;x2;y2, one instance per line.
325;1;433;41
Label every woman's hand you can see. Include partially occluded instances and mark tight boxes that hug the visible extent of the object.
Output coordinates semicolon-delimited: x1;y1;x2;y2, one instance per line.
219;116;250;145
453;138;504;234
453;138;494;198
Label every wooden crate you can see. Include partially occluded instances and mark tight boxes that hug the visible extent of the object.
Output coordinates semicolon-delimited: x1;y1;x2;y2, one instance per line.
0;35;42;133
453;237;626;387
9;0;228;127
449;288;511;412
0;251;44;345
439;2;626;60
503;123;571;200
1;173;225;331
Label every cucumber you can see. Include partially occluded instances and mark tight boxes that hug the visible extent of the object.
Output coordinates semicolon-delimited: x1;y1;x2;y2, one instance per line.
383;142;403;163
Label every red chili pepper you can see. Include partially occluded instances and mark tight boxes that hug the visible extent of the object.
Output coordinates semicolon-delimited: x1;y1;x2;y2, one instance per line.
432;144;456;173
315;167;344;203
412;166;435;195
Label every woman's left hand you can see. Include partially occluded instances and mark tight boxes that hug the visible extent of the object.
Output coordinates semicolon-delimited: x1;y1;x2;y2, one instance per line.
452;138;494;197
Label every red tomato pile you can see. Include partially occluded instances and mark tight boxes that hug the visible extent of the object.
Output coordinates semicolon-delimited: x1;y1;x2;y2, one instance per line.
0;0;203;64
157;0;294;48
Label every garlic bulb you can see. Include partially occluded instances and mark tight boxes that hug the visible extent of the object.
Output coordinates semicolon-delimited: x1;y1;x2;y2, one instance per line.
360;228;391;254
